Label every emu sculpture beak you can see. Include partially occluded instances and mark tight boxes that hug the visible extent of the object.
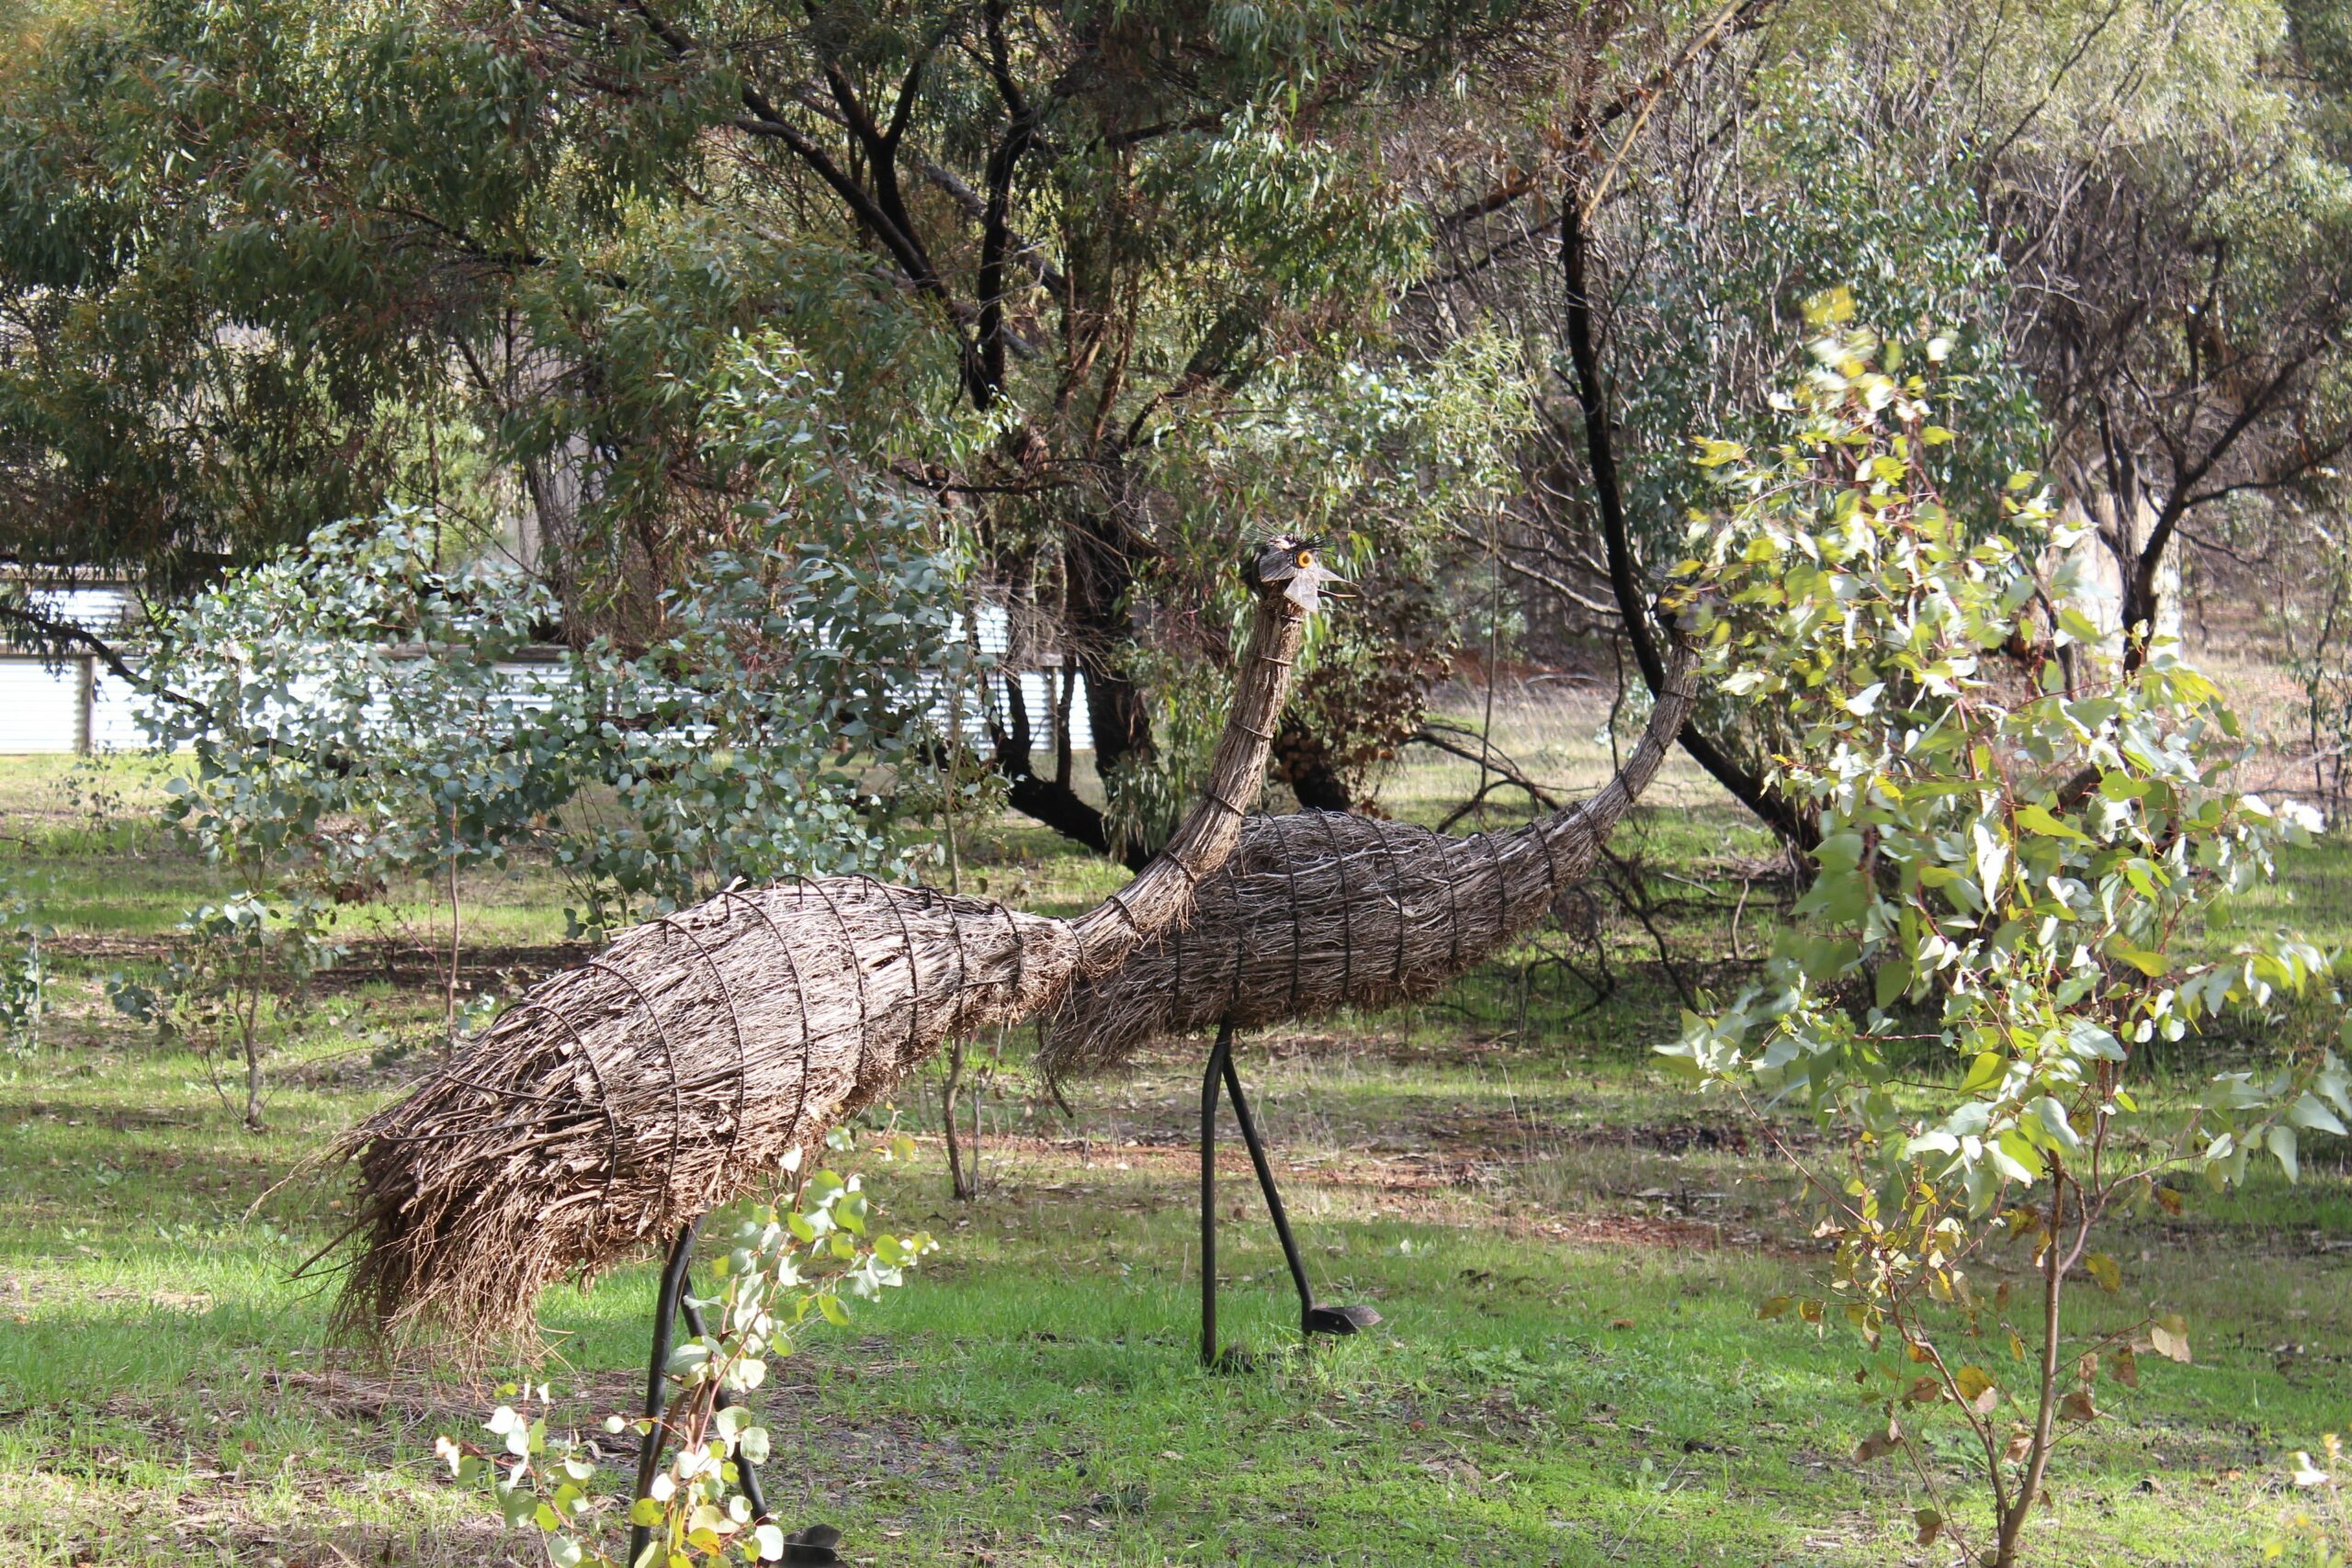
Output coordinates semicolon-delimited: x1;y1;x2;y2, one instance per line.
1252;536;1346;614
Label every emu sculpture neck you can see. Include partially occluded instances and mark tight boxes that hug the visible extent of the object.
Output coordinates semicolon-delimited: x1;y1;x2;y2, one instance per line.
1532;633;1700;863
1033;637;1703;1080
1069;592;1303;971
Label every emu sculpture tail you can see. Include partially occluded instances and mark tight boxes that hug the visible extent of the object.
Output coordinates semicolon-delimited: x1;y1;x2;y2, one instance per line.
1036;636;1702;1078
331;539;1335;1344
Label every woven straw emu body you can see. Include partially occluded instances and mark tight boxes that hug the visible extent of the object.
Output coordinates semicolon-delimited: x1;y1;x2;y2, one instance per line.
1037;639;1701;1079
334;540;1333;1344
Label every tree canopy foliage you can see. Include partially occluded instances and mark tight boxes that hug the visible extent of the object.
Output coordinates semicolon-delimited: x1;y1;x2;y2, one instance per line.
1;0;1584;846
4;0;2349;856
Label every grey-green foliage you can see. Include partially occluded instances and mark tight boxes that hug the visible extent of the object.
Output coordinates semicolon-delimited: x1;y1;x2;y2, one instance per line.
1590;75;2042;802
117;504;537;1121
556;336;990;931
1102;330;1538;847
1611;84;2042;566
2;0;1566;849
140;505;580;883
106;889;344;1129
137;336;978;931
0;871;45;1055
1790;0;2348;620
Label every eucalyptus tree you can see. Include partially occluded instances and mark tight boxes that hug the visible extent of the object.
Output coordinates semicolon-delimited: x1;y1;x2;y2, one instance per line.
0;0;1590;852
1409;0;2352;849
1984;12;2352;651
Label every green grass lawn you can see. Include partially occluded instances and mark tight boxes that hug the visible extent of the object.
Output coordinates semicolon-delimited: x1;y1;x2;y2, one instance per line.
0;737;2346;1566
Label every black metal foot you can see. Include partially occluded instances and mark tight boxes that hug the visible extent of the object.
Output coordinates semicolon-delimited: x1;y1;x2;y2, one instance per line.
777;1523;843;1563
1304;1302;1382;1336
1202;1017;1382;1366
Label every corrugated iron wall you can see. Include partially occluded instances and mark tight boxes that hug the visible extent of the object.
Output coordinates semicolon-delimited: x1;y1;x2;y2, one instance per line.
0;657;148;754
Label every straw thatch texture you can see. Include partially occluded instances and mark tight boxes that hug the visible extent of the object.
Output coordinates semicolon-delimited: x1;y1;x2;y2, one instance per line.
332;539;1333;1345
1035;638;1701;1079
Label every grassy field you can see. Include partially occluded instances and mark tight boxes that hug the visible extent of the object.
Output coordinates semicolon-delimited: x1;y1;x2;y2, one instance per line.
1;705;2346;1567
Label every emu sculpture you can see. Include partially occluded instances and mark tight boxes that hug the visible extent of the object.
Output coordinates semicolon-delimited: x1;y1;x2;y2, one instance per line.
331;536;1334;1351
1037;636;1702;1366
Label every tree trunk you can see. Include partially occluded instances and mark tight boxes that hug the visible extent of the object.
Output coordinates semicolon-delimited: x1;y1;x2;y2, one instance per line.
1066;516;1154;782
941;1037;976;1201
983;663;1128;864
2059;480;2181;667
1559;170;1816;851
240;984;266;1133
1996;1174;2073;1566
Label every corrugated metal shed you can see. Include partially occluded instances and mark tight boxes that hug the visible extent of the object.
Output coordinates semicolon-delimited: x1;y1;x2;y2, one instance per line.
0;659;146;753
0;582;150;753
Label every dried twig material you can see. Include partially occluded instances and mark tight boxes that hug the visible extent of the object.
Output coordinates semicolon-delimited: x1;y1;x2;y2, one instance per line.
330;540;1336;1346
1036;637;1700;1079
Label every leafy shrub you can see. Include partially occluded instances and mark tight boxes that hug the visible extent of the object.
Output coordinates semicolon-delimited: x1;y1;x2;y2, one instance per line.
109;502;560;1100
107;893;343;1129
125;503;571;1063
1662;329;2350;1566
110;336;985;1111
435;1134;935;1564
555;338;987;932
0;874;46;1056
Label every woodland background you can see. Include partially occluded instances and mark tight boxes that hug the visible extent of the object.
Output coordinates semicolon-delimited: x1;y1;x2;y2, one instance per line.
2;0;2349;1562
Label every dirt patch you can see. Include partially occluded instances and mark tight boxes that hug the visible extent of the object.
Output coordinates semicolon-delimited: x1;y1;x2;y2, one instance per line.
308;942;596;994
276;1045;435;1092
9;1100;198;1131
10;1351;983;1565
45;934;594;990
901;1132;1791;1258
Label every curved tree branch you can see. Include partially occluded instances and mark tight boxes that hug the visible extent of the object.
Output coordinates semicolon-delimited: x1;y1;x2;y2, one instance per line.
1561;164;1816;850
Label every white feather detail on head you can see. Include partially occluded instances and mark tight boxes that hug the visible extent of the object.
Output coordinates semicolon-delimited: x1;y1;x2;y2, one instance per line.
1250;536;1341;613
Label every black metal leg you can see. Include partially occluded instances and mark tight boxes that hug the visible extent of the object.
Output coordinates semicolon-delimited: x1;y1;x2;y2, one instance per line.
1219;1043;1312;1312
1220;1034;1383;1342
630;1219;700;1566
628;1219;776;1562
1201;1021;1228;1368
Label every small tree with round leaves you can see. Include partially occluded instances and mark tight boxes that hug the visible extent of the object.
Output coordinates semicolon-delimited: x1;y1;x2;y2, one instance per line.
1663;328;2352;1567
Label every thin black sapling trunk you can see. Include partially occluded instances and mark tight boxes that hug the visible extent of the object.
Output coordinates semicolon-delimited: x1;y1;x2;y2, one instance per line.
239;957;266;1133
940;656;980;1201
444;805;463;1059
